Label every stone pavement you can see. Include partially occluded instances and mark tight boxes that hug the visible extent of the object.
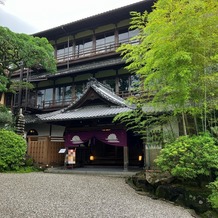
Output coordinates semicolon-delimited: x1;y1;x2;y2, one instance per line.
44;166;140;177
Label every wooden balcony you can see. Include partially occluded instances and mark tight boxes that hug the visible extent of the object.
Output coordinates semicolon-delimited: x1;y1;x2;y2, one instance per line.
22;90;139;112
56;38;139;67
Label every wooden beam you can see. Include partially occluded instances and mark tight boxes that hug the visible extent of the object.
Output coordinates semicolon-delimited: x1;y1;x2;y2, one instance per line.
123;146;128;171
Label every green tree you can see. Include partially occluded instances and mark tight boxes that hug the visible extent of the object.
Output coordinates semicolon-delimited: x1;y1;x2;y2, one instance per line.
0;105;13;129
117;0;218;134
0;27;56;94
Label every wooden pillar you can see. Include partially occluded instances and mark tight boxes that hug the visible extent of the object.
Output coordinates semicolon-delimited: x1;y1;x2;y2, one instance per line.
123;146;128;171
115;69;119;95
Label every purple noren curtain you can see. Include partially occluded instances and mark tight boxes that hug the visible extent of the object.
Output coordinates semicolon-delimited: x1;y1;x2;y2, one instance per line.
65;129;127;147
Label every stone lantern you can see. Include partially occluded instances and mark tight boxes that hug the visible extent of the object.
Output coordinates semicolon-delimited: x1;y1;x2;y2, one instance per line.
16;108;25;137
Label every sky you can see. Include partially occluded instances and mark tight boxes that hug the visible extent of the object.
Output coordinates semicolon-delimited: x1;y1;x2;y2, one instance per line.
0;0;142;34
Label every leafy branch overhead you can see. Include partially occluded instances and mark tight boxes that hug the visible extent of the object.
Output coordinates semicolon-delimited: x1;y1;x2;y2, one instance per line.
117;0;218;112
0;27;57;92
115;0;218;136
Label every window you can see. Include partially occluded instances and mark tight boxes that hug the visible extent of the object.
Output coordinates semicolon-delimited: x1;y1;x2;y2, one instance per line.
83;39;92;56
119;76;130;92
75;38;92;57
119;31;129;43
37;88;53;108
118;28;139;44
101;79;115;92
75;83;85;99
96;34;105;53
64;86;72;101
96;31;115;53
130;75;140;91
56;41;73;61
55;87;64;103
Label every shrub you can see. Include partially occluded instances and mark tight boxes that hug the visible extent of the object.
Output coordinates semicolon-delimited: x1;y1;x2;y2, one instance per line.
155;133;218;180
0;129;27;171
24;155;34;166
207;179;218;209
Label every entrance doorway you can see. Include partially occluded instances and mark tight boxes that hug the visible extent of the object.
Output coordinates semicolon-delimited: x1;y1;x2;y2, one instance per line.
74;139;124;166
89;139;123;166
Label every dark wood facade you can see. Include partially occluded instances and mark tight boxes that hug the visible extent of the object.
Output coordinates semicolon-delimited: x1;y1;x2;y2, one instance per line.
7;1;156;169
7;0;154;114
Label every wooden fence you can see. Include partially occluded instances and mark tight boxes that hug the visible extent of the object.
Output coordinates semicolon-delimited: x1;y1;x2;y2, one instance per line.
27;136;65;166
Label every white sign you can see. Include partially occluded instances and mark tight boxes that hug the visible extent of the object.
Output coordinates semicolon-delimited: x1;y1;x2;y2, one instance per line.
58;148;66;153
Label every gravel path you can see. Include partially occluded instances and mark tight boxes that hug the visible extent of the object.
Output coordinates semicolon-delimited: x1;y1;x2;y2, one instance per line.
0;172;194;218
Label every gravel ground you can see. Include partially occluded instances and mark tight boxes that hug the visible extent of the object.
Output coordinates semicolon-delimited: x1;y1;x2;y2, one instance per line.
0;172;195;218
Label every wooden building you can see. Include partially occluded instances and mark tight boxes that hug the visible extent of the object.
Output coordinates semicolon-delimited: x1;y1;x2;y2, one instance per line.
6;0;179;169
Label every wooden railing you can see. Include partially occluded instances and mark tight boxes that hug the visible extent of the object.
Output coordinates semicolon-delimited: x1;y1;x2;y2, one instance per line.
37;99;73;110
56;38;139;65
24;90;142;111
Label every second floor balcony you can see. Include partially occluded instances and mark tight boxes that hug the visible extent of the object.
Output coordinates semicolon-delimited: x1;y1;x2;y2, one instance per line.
55;30;139;67
10;89;140;112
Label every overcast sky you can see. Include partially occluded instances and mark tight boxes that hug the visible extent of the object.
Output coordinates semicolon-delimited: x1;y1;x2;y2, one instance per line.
0;0;142;34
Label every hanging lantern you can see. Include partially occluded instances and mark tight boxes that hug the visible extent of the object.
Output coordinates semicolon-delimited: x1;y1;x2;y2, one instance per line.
138;155;143;161
90;155;94;161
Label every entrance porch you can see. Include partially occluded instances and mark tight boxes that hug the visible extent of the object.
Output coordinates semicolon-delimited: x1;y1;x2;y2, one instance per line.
27;134;143;171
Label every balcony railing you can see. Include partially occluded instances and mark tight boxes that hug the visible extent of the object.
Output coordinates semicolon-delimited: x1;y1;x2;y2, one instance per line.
56;38;139;64
22;90;140;111
36;98;73;110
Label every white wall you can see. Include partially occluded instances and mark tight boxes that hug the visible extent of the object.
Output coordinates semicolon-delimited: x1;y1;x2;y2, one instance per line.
26;123;65;137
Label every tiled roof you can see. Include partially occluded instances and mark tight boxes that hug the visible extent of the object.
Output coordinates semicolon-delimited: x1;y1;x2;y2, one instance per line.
28;57;124;82
49;57;124;78
38;105;132;121
66;78;132;110
92;81;127;107
31;79;134;122
24;114;41;124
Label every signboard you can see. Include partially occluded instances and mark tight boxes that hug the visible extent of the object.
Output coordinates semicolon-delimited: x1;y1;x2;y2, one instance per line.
58;148;66;154
68;149;76;164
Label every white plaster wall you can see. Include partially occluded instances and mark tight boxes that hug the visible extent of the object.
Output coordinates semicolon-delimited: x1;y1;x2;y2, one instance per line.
26;123;50;136
51;125;65;137
26;123;65;136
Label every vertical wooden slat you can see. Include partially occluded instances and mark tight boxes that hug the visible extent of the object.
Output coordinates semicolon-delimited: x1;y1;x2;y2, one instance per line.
27;136;65;166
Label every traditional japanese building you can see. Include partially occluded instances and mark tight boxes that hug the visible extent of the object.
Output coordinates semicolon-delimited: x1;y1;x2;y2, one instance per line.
35;78;143;169
6;0;178;170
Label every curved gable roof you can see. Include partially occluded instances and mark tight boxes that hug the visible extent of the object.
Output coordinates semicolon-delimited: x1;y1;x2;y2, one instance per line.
67;78;128;110
37;78;134;122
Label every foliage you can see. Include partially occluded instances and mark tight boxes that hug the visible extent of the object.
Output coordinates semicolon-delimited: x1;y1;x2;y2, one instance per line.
0;129;27;172
113;105;174;143
207;179;218;209
6;166;41;173
116;0;218;134
155;133;218;179
0;26;56;93
24;155;34;167
0;105;14;129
